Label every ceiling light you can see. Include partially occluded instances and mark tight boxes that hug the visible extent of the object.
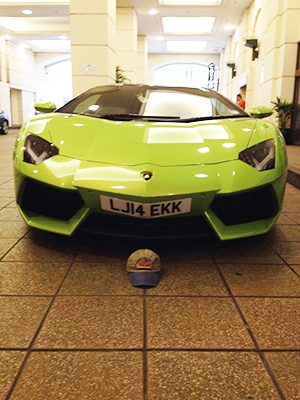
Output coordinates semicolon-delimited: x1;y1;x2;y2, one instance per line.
59;36;68;40
148;9;158;15
166;41;207;53
4;35;11;40
22;9;32;15
159;0;221;4
224;25;235;30
156;36;164;41
162;17;215;35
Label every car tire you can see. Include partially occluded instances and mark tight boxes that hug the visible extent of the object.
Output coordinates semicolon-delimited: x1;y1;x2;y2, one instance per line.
0;120;9;135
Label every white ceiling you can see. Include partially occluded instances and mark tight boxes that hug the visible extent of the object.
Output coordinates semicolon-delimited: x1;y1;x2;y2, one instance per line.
0;0;253;53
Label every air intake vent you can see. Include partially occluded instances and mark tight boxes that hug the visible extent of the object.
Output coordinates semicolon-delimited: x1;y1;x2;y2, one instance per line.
18;178;84;221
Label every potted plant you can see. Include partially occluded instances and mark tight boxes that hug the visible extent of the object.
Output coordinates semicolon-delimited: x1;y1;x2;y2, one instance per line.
271;96;295;144
116;66;131;84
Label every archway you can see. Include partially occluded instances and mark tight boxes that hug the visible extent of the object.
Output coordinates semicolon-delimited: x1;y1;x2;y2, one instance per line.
152;61;219;90
36;55;72;108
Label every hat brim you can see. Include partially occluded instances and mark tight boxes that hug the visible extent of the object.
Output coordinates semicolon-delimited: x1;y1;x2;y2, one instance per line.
128;271;160;287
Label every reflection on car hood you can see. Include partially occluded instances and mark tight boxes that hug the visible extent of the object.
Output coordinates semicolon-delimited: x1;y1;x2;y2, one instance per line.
47;114;257;166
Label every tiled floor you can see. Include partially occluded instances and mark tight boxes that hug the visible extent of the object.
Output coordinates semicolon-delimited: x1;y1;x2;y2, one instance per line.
0;131;300;399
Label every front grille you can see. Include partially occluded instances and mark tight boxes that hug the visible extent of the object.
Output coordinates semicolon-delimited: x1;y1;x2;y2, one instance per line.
211;185;279;226
18;178;84;221
80;213;214;239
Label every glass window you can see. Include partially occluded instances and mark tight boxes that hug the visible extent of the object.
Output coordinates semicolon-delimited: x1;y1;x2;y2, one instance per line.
57;85;247;122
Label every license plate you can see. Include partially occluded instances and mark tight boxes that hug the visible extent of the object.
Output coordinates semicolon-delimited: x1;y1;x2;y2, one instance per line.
100;195;192;219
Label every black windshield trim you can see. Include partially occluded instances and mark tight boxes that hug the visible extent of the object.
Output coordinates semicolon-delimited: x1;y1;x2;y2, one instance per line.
57;84;249;120
68;113;249;123
174;115;250;123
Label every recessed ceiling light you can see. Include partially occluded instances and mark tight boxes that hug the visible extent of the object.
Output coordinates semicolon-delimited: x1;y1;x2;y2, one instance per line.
59;36;68;40
166;41;207;53
22;9;32;15
224;25;236;30
148;8;158;15
156;36;164;41
4;35;11;40
162;17;215;35
159;0;221;5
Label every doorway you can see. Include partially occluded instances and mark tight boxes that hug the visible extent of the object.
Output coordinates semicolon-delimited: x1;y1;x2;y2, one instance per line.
10;89;23;126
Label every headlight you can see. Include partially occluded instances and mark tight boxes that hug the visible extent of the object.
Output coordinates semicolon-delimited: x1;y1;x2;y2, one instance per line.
239;139;275;171
23;134;58;165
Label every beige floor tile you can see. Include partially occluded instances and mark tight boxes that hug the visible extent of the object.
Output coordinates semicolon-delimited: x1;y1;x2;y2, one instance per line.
269;242;300;264
276;213;298;225
10;351;143;400
220;264;300;296
147;297;253;349
282;203;300;213
292;265;300;275
75;251;127;264
5;201;17;208
285;185;300;195
35;296;143;349
147;262;227;296
3;239;74;262
0;178;12;185
0;262;69;295
0;297;50;347
0;221;29;238
0;239;18;259
60;262;141;295
158;251;213;264
265;352;300;400
148;351;279;400
0;180;14;189
286;213;300;224
213;240;284;264
238;298;300;349
0;198;15;209
283;194;300;203
0;189;15;198
0;351;25;399
0;208;23;221
264;225;300;241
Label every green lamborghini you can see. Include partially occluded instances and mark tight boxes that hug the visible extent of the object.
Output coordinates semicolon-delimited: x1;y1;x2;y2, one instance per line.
13;85;287;240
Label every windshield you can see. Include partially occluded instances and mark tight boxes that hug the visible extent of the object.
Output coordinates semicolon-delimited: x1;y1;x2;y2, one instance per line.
57;85;248;122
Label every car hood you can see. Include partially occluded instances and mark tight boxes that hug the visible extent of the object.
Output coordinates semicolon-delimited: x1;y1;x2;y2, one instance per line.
47;114;256;166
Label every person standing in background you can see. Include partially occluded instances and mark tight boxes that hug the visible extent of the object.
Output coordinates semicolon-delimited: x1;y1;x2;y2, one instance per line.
236;94;246;110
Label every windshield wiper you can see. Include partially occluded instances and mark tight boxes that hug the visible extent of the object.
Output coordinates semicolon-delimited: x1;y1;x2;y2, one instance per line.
96;114;181;121
176;115;249;123
74;113;181;121
72;113;248;122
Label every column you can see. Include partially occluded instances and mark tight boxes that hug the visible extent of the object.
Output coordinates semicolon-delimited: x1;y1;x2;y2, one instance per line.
0;35;11;122
116;8;137;84
137;36;148;84
70;0;116;96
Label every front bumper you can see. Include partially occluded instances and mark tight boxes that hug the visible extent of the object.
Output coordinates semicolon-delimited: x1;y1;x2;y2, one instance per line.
14;155;287;240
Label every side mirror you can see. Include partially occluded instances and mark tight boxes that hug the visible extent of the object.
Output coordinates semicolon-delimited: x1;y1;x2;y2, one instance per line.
250;106;273;119
34;101;56;113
